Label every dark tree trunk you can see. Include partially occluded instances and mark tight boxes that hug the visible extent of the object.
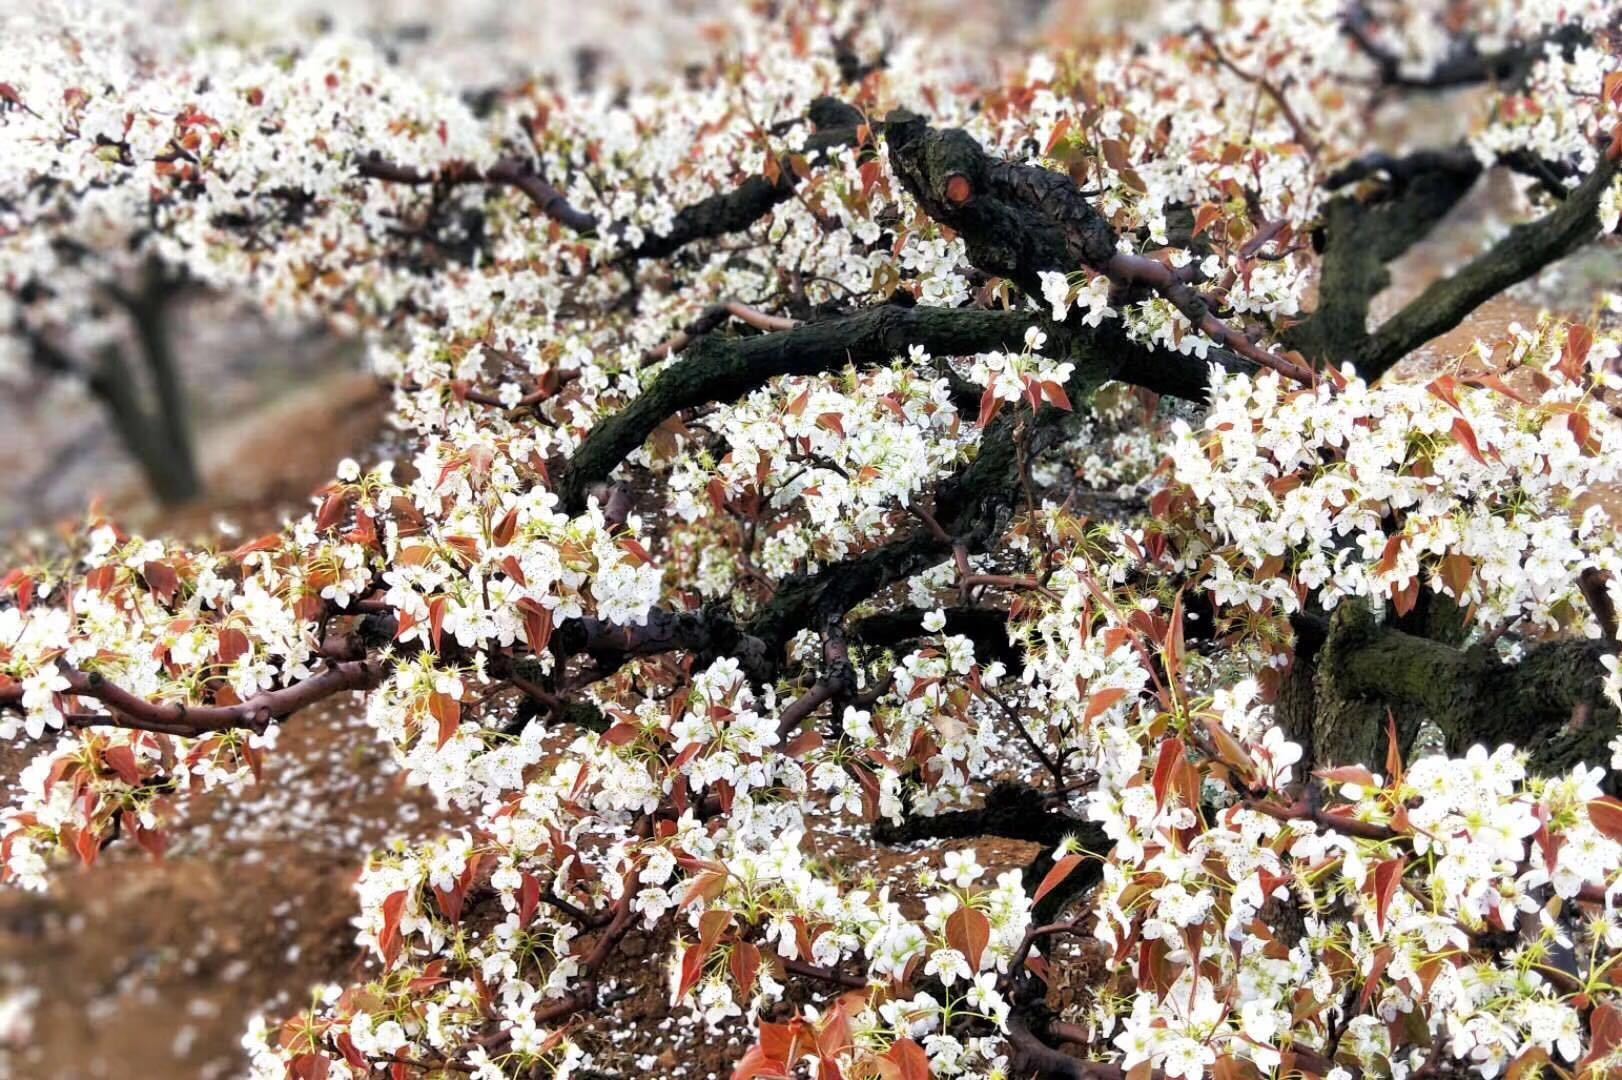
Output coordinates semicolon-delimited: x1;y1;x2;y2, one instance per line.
128;270;200;504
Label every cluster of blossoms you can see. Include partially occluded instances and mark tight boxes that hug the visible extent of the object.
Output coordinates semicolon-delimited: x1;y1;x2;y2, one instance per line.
663;361;971;591
1468;26;1622;231
1083;728;1622;1079
3;0;1622;1076
965;327;1077;422
0;445;665;879
1168;317;1622;631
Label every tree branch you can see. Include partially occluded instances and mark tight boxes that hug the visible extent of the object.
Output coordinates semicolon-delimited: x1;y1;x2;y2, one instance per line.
1306;602;1619;773
628;97;867;259
48;659;385;737
1285;150;1482;363
561;305;1041;512
560;301;1248;514
359;97;869;262
1341;12;1587;92
1354;152;1620;380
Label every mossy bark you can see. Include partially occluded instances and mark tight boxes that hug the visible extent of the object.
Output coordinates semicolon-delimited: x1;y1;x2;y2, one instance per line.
558;298;1229;514
559;304;1046;512
1285;164;1480;364
1354;154;1621;380
1298;600;1618;776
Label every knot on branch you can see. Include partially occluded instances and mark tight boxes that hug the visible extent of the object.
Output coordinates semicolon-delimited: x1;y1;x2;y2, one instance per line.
885;110;1118;297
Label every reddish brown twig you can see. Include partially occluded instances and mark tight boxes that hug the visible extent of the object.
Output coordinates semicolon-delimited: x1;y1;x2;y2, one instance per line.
1247;797;1399;842
1197;30;1320;159
1105;251;1315;384
645;300;803;363
50;659;385;737
357;156;600;233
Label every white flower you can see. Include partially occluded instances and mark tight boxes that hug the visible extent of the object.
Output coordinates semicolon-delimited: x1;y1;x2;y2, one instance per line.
1039;271;1071;321
965;972;1009;1025
941;849;983;886
924;947;971;985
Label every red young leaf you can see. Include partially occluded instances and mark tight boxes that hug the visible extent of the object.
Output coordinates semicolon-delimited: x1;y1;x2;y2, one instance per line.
1083;686;1129;724
602;722;641;747
1165;589;1187;683
1384;711;1405;789
677;942;707;1002
427;595;448;653
699;908;732;954
1570;411;1594;454
1585;1002;1622;1067
316;490;348;532
731;1046;792;1080
72;824;100;867
1438;553;1474;598
492;507;520;547
378;889;408;966
1359;944;1392;1015
102;745;142;786
1460;370;1529;404
433;884;465;923
1044;117;1073;156
1152;736;1186;812
978;382;1003;428
216;626;251;664
1033;853;1085;904
731;940;761;1000
519;873;541;926
681;868;728;909
1588;797;1622;844
1372;857;1406;934
1192;203;1222;239
617;536;653;565
1376;533;1404;576
1450;418;1487;466
289;1053;332;1080
143;561;180;606
1561;323;1594;383
1316;764;1378;790
518;598;554;654
429;692;461;749
946;905;992;970
885;1038;932;1080
1425;375;1461;412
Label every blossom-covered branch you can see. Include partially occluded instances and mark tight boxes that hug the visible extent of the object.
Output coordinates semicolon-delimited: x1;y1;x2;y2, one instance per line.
4;2;1622;1078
